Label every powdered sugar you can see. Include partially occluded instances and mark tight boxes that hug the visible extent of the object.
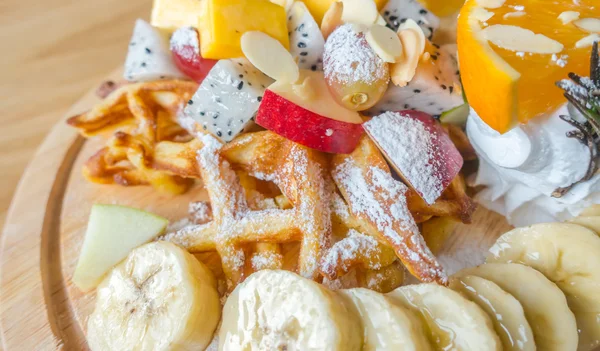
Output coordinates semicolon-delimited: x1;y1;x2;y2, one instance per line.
251;250;283;271
321;229;382;275
323;23;389;85
332;144;447;283
189;201;212;224
169;26;200;61
364;111;462;204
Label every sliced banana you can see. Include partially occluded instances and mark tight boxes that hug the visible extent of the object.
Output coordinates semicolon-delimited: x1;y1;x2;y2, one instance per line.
87;241;221;351
449;275;535;351
220;270;362;351
387;283;502;351
463;263;578;351
487;223;600;351
580;204;600;216
569;215;600;234
339;288;431;350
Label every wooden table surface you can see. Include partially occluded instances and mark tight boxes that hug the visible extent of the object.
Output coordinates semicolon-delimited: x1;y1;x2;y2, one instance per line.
0;0;151;229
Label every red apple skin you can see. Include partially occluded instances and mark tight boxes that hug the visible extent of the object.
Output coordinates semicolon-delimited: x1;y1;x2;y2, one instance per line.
256;90;365;154
365;110;463;204
171;30;217;83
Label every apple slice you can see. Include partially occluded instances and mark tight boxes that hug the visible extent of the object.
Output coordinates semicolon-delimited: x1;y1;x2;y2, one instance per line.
256;70;364;154
72;204;169;291
364;110;463;204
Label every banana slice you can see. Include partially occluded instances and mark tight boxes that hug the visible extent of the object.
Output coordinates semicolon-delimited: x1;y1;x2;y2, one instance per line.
387;283;501;351
339;288;431;350
569;215;600;234
580;204;600;216
487;223;600;350
220;270;362;350
449;275;535;351
462;263;578;351
87;241;221;351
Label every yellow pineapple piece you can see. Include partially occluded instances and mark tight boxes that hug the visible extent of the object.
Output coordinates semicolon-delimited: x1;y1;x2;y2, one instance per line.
151;0;204;33
301;0;387;24
200;0;289;60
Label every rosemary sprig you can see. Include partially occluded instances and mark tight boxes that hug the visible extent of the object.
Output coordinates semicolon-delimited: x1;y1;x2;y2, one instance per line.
553;41;600;198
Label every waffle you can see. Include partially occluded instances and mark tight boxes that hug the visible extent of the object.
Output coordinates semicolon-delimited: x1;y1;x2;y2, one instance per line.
67;80;200;194
162;132;333;289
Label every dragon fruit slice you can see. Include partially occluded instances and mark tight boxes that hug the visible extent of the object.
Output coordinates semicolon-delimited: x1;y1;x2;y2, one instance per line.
124;19;185;82
367;44;463;117
381;0;440;40
288;1;325;71
181;58;273;142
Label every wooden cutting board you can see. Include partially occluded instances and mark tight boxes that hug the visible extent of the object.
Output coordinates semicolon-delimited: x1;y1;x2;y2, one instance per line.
0;72;513;350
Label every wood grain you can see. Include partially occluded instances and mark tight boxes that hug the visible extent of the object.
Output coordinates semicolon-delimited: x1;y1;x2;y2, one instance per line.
0;0;151;229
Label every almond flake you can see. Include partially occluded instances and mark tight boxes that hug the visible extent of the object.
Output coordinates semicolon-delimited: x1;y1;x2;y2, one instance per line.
482;24;564;54
473;8;495;22
366;24;403;63
398;19;425;55
321;1;344;40
575;33;600;49
476;0;505;9
390;20;425;86
503;11;525;19
341;0;378;26
558;11;580;25
574;18;600;33
241;31;299;83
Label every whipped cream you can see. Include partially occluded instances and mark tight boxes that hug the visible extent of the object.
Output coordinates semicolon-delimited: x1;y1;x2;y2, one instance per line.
467;104;600;227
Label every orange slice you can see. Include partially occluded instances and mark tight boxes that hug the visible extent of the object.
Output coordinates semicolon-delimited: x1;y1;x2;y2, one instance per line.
419;0;465;17
458;0;597;133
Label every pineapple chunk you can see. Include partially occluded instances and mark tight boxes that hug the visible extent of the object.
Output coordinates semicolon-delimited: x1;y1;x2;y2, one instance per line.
200;0;289;59
300;0;387;24
150;0;204;32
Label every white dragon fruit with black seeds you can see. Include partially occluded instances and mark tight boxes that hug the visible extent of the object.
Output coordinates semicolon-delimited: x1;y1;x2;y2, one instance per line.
381;0;440;40
288;1;325;71
124;19;185;82
367;44;463;117
181;58;273;142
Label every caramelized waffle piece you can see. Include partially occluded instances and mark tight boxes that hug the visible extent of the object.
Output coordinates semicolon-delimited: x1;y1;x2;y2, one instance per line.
407;174;477;224
330;136;448;285
162;133;333;289
68;80;200;193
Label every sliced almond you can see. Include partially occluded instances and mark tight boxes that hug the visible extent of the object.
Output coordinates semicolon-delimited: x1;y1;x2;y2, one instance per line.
391;28;424;86
558;11;580;25
503;11;525;19
482;24;564;54
576;33;600;48
477;0;505;9
398;19;426;56
241;31;299;83
574;18;600;33
473;8;495;22
321;1;344;40
341;0;378;26
366;24;403;63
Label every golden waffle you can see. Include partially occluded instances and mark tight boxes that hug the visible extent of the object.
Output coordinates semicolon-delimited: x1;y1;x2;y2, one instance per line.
162;132;333;289
330;136;448;285
67;80;200;193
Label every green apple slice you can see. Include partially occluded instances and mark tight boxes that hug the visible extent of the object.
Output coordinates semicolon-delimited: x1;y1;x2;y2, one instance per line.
72;204;169;291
